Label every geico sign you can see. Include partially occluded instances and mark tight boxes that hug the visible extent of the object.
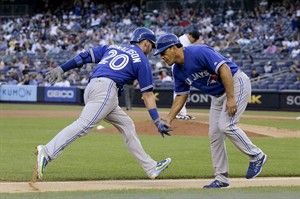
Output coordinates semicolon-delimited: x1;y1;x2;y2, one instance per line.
286;95;300;106
187;93;211;103
47;90;74;98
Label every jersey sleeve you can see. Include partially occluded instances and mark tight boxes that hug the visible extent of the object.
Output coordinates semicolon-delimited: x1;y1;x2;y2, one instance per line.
136;57;153;92
60;45;109;72
89;45;109;63
173;66;190;95
197;46;226;74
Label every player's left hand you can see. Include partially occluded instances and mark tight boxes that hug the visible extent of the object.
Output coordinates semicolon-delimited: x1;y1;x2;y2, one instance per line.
155;119;172;137
226;97;237;117
45;67;64;84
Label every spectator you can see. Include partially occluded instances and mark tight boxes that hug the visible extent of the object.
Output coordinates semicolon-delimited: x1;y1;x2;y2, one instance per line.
290;60;300;82
0;36;7;51
80;75;89;85
179;30;201;46
251;68;260;78
291;46;300;58
159;70;172;82
264;42;277;55
0;59;6;72
29;73;38;85
0;1;298;87
7;71;19;85
225;53;234;61
264;61;273;73
53;79;71;87
154;61;163;71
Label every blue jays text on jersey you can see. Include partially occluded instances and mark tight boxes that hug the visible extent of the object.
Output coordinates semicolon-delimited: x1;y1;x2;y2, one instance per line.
172;44;239;97
60;44;154;93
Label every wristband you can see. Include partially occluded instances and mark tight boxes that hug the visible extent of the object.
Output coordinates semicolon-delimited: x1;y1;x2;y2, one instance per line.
148;108;159;123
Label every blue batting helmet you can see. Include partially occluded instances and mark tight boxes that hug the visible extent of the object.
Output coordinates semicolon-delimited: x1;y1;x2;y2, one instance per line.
153;33;181;56
130;27;156;47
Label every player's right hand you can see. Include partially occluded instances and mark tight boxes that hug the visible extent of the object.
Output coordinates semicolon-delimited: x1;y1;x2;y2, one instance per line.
155;119;172;138
45;67;64;84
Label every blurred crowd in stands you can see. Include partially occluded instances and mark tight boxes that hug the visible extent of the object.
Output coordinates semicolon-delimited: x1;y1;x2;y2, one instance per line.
0;0;299;90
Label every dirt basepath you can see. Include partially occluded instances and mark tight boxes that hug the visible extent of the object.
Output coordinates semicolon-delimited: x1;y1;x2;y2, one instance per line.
240;124;300;137
2;109;299;138
0;177;299;193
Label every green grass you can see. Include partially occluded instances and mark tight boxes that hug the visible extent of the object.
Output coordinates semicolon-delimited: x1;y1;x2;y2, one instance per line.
0;103;83;111
243;110;300;117
0;103;300;182
0;117;300;181
240;118;300;130
1;187;300;199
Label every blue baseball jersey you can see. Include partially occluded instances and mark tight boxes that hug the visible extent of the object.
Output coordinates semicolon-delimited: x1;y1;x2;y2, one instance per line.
88;44;153;92
173;45;238;96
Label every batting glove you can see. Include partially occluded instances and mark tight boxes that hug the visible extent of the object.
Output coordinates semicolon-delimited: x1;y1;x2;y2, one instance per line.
155;119;172;138
45;67;64;84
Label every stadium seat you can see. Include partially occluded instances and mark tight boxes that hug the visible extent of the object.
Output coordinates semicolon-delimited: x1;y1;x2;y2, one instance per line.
268;84;278;90
288;84;298;90
251;84;259;89
258;84;268;89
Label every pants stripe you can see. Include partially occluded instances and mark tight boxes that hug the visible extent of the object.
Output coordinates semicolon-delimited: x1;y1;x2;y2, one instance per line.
229;77;252;153
52;81;114;158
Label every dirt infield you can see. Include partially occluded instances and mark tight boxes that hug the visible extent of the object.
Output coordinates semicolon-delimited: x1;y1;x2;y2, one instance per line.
0;177;299;193
99;119;266;137
2;109;299;138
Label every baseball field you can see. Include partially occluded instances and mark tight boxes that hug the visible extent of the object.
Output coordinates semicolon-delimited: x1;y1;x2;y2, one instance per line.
0;103;300;199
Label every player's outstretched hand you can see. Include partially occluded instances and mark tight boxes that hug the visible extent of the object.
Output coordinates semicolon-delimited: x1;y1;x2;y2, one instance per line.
155;119;172;138
45;67;64;84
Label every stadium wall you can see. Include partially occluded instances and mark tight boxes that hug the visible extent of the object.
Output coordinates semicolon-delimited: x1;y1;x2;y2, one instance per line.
0;85;299;111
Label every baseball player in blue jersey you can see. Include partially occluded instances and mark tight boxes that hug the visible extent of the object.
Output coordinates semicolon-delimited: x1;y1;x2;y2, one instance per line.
35;27;172;181
154;33;267;188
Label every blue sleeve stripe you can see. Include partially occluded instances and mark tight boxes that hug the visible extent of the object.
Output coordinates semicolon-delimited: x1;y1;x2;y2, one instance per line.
215;60;226;74
89;49;95;63
140;85;153;92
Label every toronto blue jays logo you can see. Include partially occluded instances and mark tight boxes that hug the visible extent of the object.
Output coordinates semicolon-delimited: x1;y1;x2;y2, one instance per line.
207;74;219;85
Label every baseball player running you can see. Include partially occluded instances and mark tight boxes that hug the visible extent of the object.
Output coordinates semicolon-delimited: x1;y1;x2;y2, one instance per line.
35;27;172;181
154;33;267;188
174;30;200;120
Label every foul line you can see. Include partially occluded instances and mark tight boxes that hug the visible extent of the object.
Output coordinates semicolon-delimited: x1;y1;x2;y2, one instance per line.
1;177;300;193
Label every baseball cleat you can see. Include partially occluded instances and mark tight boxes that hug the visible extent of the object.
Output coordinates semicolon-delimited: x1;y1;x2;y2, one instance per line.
203;180;229;188
36;145;49;180
148;158;172;179
175;114;195;120
246;154;267;179
186;115;195;120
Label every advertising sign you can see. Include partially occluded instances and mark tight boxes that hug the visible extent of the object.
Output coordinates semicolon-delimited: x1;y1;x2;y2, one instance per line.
44;87;78;103
280;92;300;110
0;85;37;102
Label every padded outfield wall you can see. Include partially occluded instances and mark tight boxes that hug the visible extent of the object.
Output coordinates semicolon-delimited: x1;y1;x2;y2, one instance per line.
0;85;299;111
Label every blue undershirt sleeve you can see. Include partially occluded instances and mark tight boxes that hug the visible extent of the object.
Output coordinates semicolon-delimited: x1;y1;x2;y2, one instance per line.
60;51;93;72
